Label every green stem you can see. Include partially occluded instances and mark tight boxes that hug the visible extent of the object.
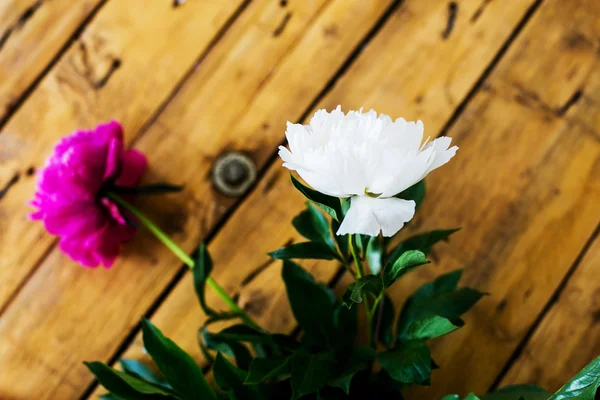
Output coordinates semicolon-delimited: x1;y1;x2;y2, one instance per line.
108;192;260;330
349;234;375;347
349;235;364;279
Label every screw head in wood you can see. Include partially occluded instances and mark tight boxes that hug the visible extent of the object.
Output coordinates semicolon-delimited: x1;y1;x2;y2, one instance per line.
212;152;257;197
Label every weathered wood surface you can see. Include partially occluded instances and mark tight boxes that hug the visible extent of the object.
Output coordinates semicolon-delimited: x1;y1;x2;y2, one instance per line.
0;0;598;399
499;234;600;392
0;0;106;125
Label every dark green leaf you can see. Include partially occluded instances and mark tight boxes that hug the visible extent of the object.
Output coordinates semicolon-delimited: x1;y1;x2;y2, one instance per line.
387;229;460;266
200;327;253;370
548;355;600;400
328;347;376;394
383;250;429;288
442;394;481;400
245;356;291;384
99;394;127;400
141;319;216;400
85;362;175;400
333;304;358;349
481;384;550;400
342;275;383;309
193;243;217;317
210;324;299;351
290;350;336;400
397;180;426;209
282;261;335;345
401;315;463;341
366;236;384;275
372;294;395;348
377;340;432;385
269;242;340;261
291;174;342;221
293;204;337;250
397;287;485;338
111;183;184;196
214;353;267;400
412;269;464;300
119;359;170;389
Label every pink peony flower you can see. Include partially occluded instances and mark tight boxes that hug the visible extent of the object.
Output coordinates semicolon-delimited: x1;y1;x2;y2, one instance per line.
30;121;147;268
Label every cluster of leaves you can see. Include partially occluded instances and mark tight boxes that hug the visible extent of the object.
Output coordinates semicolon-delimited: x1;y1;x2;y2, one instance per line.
87;176;599;399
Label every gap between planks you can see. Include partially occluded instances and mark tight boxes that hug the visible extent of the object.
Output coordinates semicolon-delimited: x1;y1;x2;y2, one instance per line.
0;0;110;129
489;223;600;391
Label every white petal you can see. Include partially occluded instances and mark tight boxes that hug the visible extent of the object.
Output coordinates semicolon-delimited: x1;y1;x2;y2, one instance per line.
336;196;416;237
421;136;458;174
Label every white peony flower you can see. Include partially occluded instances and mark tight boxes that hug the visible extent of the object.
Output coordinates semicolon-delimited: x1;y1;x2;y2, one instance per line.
278;106;458;237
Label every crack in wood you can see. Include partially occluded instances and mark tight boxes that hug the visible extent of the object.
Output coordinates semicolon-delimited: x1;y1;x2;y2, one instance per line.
93;58;121;89
273;12;292;37
556;89;583;116
78;41;122;90
0;0;43;52
471;0;492;23
0;173;20;201
442;2;458;40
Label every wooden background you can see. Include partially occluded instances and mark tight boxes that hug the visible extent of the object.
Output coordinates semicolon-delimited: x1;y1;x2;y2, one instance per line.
0;0;598;398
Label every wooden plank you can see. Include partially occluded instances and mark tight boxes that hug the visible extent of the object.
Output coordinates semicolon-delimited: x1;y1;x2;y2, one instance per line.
93;0;543;394
0;0;106;123
0;1;394;399
497;235;600;391
110;0;600;397
0;0;244;310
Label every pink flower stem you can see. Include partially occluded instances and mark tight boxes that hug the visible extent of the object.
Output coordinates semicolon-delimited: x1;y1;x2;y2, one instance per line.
108;192;261;330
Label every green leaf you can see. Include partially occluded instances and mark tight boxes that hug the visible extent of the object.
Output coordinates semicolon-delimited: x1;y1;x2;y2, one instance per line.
209;324;299;351
372;294;395;348
245;356;291;384
387;228;460;266
85;362;176;400
282;261;335;345
481;384;550;400
383;250;429;288
412;269;464;300
193;243;218;317
548;355;600;400
293;204;337;251
442;394;481;400
377;340;432;385
332;221;349;262
328;347;376;393
397;180;426;209
99;394;127;400
269;242;340;261
342;275;383;309
290;174;342;221
366;236;384;275
333;304;358;349
119;359;170;389
401;315;463;341
290;350;336;400
200;327;253;370
141;319;216;400
213;353;267;400
397;286;485;338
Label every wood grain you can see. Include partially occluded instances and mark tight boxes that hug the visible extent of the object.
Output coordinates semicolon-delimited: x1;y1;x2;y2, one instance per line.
0;0;105;124
0;0;243;311
497;234;600;392
0;1;393;398
89;0;543;397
